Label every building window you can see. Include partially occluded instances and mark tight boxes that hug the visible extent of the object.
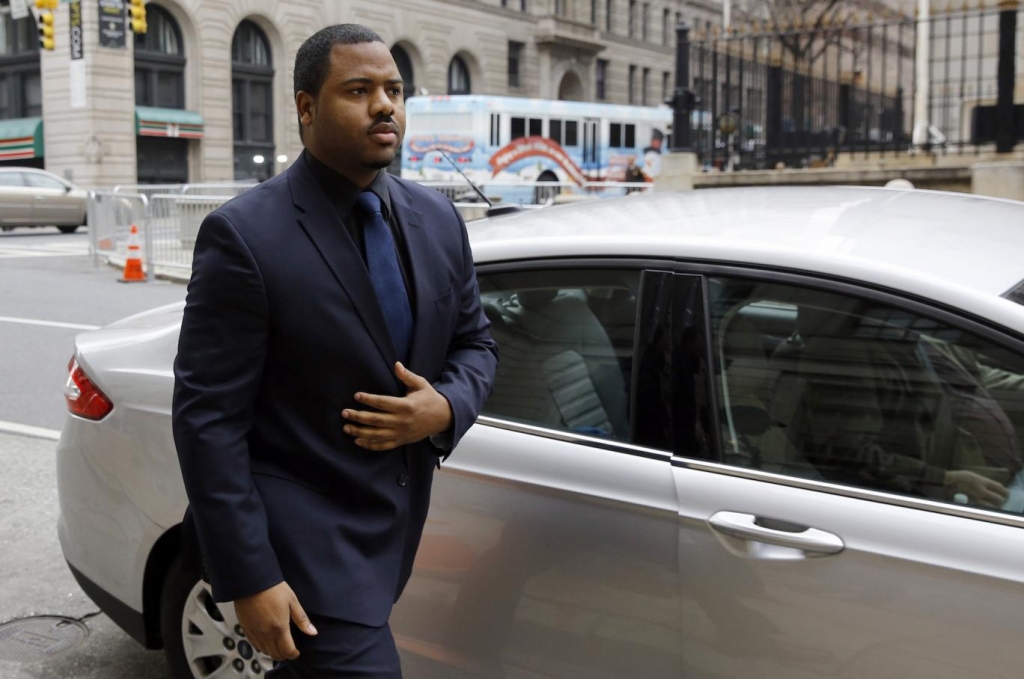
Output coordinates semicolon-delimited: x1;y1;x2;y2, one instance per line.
662;70;670;102
448;55;471;94
641;3;648;41
521;0;527;11
663;9;670;44
0;1;41;122
391;45;414;99
232;20;274;181
591;0;597;24
605;0;612;31
628;64;636;104
508;41;523;88
628;0;635;38
642;67;649;105
596;59;607;100
133;5;185;109
555;0;567;15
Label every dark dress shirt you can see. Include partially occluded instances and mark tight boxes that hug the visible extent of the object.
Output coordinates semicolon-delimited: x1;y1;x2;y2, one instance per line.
302;149;414;307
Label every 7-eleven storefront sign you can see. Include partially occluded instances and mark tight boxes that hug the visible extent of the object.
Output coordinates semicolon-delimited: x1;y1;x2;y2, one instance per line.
0;118;44;162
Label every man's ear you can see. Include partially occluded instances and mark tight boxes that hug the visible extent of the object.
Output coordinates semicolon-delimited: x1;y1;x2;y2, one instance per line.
296;91;316;128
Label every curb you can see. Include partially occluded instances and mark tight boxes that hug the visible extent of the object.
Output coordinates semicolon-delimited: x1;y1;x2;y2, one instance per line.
104;255;191;284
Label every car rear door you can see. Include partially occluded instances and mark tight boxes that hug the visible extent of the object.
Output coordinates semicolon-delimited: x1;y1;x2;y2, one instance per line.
23;171;80;226
671;269;1024;678
391;264;683;678
0;172;34;225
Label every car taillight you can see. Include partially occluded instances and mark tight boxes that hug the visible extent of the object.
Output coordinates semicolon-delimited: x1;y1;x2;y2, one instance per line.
65;357;113;421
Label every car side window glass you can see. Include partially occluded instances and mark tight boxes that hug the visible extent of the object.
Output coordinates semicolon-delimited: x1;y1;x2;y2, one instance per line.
24;173;66;190
0;173;25;187
479;268;641;443
709;277;1024;516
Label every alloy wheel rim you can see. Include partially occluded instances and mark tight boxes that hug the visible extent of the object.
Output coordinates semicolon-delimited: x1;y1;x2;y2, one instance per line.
181;579;274;678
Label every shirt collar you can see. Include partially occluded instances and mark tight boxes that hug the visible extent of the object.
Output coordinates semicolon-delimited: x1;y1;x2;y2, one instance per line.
302;149;393;221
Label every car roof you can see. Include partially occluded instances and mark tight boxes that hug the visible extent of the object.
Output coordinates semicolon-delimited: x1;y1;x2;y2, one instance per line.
467;186;1024;300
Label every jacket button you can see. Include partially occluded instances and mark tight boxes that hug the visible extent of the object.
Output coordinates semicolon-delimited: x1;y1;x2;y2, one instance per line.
397;474;408;487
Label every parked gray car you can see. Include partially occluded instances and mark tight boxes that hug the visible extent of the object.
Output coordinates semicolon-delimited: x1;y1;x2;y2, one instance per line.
0;167;88;233
57;187;1024;678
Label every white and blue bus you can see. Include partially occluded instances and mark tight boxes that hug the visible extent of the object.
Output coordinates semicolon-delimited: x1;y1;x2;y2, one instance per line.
400;95;671;204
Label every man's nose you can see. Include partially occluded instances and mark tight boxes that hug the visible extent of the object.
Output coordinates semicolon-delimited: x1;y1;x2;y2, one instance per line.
369;87;394;117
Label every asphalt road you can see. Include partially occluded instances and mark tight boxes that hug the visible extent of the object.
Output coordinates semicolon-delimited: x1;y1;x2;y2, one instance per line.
0;228;184;677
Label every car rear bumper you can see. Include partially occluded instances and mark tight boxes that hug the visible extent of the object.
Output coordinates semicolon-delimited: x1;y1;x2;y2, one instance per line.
65;560;148;646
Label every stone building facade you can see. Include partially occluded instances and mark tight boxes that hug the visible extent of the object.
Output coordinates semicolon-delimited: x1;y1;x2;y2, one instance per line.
0;0;719;187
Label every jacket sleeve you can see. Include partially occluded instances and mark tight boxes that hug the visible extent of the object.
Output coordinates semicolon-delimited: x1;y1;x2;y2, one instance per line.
172;211;283;603
432;202;499;458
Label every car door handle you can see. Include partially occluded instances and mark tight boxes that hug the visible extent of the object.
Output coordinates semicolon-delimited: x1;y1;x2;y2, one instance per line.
708;511;844;555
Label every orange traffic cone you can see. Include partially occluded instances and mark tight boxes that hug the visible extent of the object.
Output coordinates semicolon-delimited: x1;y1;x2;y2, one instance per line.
120;224;146;282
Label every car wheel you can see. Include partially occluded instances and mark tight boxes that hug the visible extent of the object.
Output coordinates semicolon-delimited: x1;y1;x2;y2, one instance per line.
161;556;274;679
58;225;78;234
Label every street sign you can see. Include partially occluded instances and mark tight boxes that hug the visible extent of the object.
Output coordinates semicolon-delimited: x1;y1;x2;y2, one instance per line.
9;0;29;21
69;0;84;60
98;0;126;49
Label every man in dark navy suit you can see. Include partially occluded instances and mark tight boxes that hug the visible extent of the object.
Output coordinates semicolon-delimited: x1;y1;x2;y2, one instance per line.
172;24;497;677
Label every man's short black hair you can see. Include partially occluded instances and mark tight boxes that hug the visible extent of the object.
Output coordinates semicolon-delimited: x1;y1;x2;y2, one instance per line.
294;24;385;98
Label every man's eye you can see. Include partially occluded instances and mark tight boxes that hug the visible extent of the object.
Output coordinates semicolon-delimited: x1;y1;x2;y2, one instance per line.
390;88;402;96
351;88;367;95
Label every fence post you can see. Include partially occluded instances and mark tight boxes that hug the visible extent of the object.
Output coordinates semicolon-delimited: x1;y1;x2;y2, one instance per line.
142;195;153;282
671;22;694;151
995;0;1018;153
766;61;783;163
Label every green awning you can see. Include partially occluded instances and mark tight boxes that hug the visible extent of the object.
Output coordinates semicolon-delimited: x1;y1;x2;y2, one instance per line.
136;107;205;139
0;117;44;161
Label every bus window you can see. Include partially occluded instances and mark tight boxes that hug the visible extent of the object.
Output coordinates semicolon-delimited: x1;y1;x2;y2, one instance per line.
610;123;622;147
549;119;562;144
625;124;636;148
511;117;526;140
565;120;579;146
511;116;542;140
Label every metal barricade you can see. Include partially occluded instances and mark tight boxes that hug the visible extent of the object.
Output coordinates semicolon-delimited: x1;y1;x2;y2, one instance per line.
413;180;653;206
88;190;148;269
147;194;236;273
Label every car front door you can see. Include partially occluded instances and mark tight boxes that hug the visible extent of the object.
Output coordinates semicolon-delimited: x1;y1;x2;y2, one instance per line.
672;270;1024;678
391;265;684;678
0;172;34;226
24;172;79;226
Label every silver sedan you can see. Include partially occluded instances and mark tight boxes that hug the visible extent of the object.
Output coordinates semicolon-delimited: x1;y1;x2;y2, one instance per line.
0;167;88;233
57;187;1024;678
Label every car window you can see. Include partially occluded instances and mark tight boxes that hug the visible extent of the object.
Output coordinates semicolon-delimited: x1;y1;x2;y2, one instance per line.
0;173;25;187
478;268;641;443
1006;279;1024;307
709;277;1024;517
24;173;67;190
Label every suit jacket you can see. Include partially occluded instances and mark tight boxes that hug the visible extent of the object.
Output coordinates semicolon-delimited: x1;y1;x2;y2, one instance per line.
172;158;498;626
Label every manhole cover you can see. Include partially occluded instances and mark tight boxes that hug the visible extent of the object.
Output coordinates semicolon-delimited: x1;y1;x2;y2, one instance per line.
0;616;89;662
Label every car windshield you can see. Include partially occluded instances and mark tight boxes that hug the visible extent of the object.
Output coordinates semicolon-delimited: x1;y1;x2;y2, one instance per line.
1005;279;1024;307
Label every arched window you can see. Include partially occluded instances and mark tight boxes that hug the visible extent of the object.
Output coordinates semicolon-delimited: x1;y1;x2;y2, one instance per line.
232;20;274;181
134;5;184;109
0;1;41;122
391;45;414;99
447;55;470;95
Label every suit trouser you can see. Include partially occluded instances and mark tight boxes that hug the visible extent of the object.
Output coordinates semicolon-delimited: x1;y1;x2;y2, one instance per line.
266;614;401;678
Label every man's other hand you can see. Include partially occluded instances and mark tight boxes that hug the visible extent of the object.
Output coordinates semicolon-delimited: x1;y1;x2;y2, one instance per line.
234;581;317;661
342;362;454;451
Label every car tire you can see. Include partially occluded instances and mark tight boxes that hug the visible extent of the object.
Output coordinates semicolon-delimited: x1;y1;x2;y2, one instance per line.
160;556;274;679
58;225;78;234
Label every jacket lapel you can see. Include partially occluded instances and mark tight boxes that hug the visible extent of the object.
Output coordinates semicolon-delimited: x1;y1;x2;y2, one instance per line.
287;160;397;373
387;176;435;375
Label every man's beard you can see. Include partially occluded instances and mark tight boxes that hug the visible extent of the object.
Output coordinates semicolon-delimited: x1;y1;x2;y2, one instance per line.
361;154;395;170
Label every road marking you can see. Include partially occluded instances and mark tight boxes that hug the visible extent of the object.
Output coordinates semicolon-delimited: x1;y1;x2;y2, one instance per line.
0;420;61;441
0;315;100;331
0;243;90;259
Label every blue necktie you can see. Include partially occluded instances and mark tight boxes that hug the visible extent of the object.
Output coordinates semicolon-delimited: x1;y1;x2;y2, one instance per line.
356;191;413;362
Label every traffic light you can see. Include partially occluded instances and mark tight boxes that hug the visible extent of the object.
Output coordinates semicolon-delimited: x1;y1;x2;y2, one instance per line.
128;0;147;34
34;0;58;51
